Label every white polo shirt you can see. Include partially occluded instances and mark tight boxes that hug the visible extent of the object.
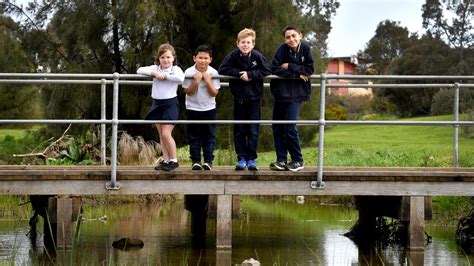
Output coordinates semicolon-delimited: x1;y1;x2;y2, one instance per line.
182;65;220;111
137;65;184;100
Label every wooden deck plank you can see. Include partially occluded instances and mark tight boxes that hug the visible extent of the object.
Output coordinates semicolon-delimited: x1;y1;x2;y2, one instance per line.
2;180;474;196
0;166;473;181
0;165;474;196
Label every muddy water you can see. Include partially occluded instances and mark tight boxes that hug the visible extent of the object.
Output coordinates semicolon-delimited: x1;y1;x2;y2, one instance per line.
0;197;472;265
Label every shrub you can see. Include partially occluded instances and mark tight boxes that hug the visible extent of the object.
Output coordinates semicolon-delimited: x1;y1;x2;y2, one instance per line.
325;104;348;120
464;110;474;139
431;88;474;115
326;94;373;117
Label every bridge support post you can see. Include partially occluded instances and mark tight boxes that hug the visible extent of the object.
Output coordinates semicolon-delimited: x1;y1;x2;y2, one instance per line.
408;196;425;251
216;194;232;249
56;197;73;248
216;249;232;265
45;196;82;249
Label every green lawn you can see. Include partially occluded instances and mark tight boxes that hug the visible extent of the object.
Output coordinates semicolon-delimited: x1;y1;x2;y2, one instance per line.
0;126;43;163
210;114;474;167
1;115;473;167
0;128;30;141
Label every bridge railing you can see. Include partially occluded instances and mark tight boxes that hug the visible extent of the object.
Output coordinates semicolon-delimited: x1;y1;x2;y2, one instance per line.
0;73;473;189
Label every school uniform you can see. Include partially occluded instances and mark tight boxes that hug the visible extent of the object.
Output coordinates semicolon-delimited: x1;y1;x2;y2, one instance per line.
270;42;314;163
182;64;220;164
137;64;185;121
219;49;271;162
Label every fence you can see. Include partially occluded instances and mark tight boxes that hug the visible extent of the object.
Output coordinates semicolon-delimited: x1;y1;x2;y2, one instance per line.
0;73;473;189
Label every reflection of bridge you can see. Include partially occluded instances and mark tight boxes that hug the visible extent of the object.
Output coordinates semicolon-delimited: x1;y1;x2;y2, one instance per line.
1;73;474;263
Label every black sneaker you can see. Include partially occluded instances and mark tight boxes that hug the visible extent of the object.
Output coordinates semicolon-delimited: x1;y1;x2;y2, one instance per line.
202;162;212;170
270;161;287;171
162;161;179;171
192;162;203;170
287;161;304;172
154;160;167;170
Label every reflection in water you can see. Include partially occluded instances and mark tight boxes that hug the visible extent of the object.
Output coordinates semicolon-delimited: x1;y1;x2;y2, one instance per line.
0;197;473;264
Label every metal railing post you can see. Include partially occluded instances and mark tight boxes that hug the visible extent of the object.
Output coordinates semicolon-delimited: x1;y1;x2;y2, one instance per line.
311;74;326;189
106;72;121;190
453;82;460;167
100;79;107;166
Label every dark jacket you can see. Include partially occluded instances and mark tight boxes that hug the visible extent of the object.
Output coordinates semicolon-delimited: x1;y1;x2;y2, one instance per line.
270;42;314;102
218;48;271;100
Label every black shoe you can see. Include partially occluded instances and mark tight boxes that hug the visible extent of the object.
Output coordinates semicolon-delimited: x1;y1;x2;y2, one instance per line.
192;162;203;170
287;161;304;172
154;160;167;170
202;162;212;170
162;161;179;171
269;161;287;171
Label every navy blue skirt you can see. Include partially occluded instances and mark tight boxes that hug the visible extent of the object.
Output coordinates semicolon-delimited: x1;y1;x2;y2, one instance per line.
145;97;179;121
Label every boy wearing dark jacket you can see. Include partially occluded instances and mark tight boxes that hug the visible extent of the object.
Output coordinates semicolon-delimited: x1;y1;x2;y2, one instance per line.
269;25;314;172
219;28;271;171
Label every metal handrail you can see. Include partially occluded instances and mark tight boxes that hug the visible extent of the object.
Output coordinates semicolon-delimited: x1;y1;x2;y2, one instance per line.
1;73;473;190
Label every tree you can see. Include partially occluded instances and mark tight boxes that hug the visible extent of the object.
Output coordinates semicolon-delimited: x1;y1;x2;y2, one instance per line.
0;14;40;121
371;0;473;117
2;0;340;148
357;20;416;75
377;35;458;117
422;0;473;74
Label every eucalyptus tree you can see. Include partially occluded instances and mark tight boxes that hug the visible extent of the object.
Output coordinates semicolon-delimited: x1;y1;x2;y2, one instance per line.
0;14;40;121
357;20;416;75
3;0;339;147
422;0;472;74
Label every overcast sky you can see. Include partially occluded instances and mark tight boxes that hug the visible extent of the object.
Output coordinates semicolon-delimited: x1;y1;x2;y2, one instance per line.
327;0;426;57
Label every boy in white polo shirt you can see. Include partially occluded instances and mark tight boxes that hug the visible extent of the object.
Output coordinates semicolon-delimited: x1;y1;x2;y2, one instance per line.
183;45;221;170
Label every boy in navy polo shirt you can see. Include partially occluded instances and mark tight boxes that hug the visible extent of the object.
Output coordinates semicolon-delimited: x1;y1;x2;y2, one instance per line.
219;28;271;171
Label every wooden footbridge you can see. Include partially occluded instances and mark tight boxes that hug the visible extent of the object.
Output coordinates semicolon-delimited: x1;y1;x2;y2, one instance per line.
1;165;474;251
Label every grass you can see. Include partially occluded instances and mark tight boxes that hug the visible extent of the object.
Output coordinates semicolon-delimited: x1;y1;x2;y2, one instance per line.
0;129;29;141
1;114;472;167
319;115;474;167
0;126;45;164
429;196;473;226
0;196;31;219
177;114;474;167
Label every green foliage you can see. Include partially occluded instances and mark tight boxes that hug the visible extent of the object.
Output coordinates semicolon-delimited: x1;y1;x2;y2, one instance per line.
0;129;45;164
0;196;31;219
422;0;472;57
465;110;474;139
326;94;373;119
431;88;474;115
325;104;348;120
2;0;339;147
357;1;474;117
0;15;41;120
364;95;398;116
357;20;416;75
45;137;95;165
430;196;473;225
378;35;466;117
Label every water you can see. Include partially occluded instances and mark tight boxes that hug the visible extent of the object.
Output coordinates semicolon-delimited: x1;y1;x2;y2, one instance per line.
0;197;472;265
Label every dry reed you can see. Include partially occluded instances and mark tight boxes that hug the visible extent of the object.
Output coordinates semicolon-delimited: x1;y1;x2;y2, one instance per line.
118;132;161;165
